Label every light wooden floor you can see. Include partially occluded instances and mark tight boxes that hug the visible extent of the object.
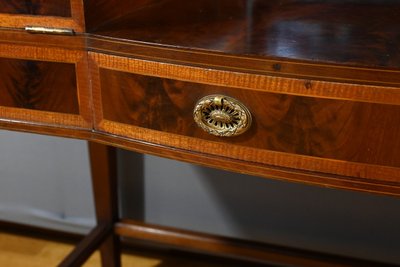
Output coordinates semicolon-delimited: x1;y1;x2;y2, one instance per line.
0;231;260;267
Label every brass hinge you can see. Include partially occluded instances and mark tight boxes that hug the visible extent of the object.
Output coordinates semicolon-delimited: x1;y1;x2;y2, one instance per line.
25;26;75;36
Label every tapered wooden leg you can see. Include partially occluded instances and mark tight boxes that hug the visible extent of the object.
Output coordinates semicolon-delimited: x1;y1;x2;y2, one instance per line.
88;142;121;267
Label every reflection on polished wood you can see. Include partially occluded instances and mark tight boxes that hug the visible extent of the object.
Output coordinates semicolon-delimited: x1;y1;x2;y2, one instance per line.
88;0;400;68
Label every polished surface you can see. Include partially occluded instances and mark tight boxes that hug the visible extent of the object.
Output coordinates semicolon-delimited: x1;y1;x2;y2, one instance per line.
90;0;400;68
0;58;79;114
99;69;400;168
0;0;71;17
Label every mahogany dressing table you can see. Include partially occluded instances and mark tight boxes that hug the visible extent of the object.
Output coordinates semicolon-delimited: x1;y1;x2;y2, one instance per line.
0;1;399;266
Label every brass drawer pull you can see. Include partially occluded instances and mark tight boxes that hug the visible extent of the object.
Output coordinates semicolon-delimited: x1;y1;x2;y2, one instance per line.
193;95;252;137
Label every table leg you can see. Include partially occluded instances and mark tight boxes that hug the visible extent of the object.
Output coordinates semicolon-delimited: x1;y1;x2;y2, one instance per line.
88;142;121;267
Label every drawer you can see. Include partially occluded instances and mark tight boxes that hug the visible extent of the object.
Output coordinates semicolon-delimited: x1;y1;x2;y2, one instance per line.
90;52;400;188
0;0;84;32
0;43;91;129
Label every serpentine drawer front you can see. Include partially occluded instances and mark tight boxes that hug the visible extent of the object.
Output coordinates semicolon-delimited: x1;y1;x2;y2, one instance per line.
0;1;85;32
0;42;91;129
90;52;400;188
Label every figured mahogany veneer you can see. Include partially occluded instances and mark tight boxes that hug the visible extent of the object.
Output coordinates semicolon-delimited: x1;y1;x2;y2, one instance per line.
0;42;91;129
0;1;71;17
98;69;400;169
0;0;84;32
88;52;400;195
0;58;78;113
1;0;400;266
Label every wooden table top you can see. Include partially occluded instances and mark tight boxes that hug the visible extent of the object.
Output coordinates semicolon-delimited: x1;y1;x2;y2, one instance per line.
87;0;400;69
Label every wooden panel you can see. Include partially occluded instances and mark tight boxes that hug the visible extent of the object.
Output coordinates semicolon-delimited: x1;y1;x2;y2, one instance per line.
0;0;85;32
97;70;400;169
0;1;71;17
90;53;400;185
0;58;79;114
0;43;91;129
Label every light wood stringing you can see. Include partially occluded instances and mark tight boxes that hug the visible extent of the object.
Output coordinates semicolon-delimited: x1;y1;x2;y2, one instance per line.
89;52;400;105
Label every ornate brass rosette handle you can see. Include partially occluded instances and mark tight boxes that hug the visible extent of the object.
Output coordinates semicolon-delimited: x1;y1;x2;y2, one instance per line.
193;95;252;137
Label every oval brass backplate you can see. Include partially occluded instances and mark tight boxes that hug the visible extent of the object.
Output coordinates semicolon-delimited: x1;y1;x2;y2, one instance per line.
193;95;252;137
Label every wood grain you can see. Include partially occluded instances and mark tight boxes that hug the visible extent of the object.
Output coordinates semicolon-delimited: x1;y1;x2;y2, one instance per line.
0;58;78;113
0;32;398;194
83;0;155;31
0;1;71;17
87;0;400;69
88;57;400;188
1;6;400;265
0;0;84;32
0;42;91;129
0;29;86;51
97;69;400;170
88;36;400;88
90;53;400;105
